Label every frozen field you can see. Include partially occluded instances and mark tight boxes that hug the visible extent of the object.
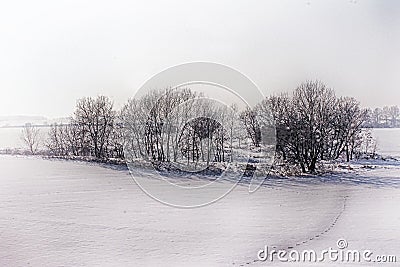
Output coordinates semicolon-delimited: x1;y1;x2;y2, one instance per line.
371;128;400;159
0;155;399;266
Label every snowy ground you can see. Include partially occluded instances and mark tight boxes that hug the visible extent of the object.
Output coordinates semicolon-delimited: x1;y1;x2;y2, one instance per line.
0;155;399;266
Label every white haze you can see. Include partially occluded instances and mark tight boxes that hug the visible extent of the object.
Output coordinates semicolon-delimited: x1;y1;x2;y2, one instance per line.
0;0;399;118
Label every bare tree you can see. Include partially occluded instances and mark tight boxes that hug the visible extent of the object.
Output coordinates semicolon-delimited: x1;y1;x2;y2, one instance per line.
372;107;381;127
21;124;41;155
240;107;262;147
382;106;390;127
389;105;399;127
108;118;125;159
46;123;65;156
74;96;115;158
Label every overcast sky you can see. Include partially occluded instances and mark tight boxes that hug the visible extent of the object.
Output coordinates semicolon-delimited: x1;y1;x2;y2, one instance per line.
0;0;399;118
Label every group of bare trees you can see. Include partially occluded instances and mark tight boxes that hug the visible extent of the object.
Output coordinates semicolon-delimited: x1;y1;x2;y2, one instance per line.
46;96;124;159
248;81;367;173
42;80;373;173
122;88;249;170
45;90;246;167
121;81;368;173
364;105;400;128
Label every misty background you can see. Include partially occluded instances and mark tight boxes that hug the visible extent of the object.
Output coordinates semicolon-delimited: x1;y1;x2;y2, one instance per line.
0;0;399;120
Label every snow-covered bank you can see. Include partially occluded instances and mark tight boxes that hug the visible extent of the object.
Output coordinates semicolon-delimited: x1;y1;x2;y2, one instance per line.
0;155;399;266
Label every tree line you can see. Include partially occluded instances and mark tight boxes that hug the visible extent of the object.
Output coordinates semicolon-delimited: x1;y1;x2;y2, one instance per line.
363;106;400;128
22;80;374;173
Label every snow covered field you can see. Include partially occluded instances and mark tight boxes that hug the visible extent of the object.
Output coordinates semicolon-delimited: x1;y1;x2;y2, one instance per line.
0;155;399;266
372;128;400;159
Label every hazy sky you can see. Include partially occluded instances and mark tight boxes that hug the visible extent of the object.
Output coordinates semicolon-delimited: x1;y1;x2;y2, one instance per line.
0;0;399;118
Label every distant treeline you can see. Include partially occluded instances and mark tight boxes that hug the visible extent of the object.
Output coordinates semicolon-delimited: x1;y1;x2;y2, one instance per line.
21;80;375;173
363;106;400;128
